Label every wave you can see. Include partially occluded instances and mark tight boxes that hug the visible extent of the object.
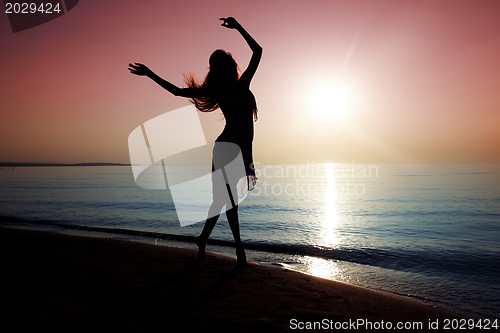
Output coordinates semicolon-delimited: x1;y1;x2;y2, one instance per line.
2;216;498;282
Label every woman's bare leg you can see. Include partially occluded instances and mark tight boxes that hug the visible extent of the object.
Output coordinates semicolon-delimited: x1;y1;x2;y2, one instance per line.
196;202;223;260
226;205;247;266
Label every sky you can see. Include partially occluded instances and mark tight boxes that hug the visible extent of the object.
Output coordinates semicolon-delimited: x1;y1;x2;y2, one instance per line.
1;0;499;164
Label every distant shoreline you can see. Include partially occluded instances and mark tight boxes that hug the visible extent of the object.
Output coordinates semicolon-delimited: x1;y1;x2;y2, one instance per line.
0;162;131;167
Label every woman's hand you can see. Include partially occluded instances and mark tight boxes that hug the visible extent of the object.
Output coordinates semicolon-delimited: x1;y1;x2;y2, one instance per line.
128;63;153;77
219;17;241;30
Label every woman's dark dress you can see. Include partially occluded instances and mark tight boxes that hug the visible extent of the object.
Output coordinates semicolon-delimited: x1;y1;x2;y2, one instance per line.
212;89;257;198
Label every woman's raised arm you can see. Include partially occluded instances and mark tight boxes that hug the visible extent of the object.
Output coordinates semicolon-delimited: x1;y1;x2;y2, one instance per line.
128;63;206;98
220;17;262;89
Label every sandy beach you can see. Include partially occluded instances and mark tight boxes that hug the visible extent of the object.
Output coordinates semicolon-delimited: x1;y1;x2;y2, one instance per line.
0;226;460;332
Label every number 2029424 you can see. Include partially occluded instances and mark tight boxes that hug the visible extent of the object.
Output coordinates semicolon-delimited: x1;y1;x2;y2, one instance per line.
5;2;62;14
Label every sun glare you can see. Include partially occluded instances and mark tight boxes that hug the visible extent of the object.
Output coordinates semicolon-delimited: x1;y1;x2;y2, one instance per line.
312;84;349;119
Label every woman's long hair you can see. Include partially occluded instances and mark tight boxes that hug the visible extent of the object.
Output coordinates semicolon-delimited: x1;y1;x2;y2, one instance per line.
185;49;257;120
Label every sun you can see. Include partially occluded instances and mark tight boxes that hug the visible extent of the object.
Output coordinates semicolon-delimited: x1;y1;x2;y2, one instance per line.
312;84;349;119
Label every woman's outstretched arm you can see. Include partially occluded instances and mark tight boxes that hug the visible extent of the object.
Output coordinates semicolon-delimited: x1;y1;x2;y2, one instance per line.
220;17;262;89
128;63;205;98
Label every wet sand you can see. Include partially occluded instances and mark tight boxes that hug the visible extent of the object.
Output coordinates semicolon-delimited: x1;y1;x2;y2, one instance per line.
0;226;460;332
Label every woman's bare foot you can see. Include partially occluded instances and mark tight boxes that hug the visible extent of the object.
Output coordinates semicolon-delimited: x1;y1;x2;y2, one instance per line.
195;236;206;261
236;247;248;267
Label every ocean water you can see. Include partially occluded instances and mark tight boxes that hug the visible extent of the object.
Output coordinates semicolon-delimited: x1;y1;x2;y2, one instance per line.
0;163;499;319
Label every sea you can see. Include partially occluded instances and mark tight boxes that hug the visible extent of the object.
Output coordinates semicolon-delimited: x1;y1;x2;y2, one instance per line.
0;162;499;320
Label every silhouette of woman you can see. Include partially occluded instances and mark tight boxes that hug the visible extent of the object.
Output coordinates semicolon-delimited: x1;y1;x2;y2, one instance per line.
128;17;262;266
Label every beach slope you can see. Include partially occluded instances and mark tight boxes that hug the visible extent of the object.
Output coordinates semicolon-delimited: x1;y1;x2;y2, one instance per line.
0;227;459;332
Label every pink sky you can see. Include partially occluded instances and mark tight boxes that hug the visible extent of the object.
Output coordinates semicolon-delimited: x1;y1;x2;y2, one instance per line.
1;0;499;164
